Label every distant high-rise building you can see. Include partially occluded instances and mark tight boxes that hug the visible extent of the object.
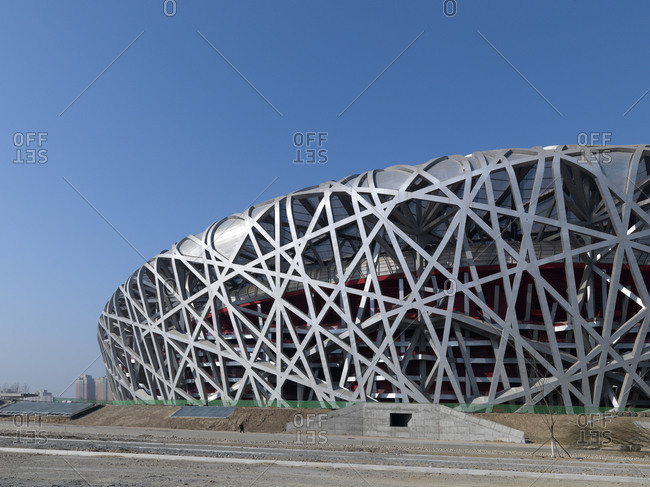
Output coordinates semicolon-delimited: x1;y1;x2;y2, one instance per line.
75;374;95;401
35;390;53;402
94;376;114;402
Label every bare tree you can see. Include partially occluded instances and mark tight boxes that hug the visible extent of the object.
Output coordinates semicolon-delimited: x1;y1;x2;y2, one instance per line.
525;352;571;458
0;383;28;394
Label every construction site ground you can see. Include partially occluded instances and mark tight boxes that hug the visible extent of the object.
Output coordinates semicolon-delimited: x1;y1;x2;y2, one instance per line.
1;404;650;486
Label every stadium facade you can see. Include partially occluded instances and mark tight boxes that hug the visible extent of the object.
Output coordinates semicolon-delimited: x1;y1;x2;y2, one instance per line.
98;145;650;409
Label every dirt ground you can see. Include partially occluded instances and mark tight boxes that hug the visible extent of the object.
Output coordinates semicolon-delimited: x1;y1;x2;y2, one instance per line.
2;405;650;486
0;404;327;433
476;412;650;450
2;404;650;451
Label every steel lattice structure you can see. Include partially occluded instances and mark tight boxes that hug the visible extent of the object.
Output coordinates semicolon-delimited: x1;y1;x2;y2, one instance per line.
98;145;650;408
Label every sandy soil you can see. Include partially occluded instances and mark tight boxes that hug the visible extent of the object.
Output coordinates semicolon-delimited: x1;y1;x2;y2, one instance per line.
475;412;650;449
2;405;650;486
2;404;650;451
0;405;327;434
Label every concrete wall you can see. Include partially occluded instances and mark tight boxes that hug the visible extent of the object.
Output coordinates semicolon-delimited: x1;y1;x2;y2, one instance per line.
287;403;525;443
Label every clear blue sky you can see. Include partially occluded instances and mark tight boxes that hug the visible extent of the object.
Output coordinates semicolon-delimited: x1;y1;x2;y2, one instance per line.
1;1;649;396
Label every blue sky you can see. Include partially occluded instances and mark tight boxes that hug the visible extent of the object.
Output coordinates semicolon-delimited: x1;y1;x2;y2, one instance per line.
2;1;650;395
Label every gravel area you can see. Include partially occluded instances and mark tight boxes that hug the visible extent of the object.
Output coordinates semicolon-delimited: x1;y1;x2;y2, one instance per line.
1;405;649;486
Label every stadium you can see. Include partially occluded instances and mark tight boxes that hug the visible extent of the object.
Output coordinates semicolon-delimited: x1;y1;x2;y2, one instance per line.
98;144;650;409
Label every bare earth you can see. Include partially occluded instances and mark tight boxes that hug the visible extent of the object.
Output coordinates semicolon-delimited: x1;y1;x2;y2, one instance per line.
2;404;646;449
22;404;328;433
1;405;649;486
475;412;650;449
1;450;638;487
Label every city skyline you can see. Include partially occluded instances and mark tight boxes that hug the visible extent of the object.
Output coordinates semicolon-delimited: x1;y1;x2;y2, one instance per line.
74;374;114;402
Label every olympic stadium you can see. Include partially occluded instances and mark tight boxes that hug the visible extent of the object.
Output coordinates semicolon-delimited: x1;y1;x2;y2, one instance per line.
98;144;650;409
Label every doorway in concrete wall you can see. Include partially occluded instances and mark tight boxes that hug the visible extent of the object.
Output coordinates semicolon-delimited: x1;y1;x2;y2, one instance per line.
390;413;412;427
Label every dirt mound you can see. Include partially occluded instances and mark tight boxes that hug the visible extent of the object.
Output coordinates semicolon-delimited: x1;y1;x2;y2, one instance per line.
12;404;328;433
4;403;649;448
476;412;650;450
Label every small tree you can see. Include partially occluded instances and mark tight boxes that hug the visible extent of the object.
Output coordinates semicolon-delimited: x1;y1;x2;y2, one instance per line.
526;353;571;458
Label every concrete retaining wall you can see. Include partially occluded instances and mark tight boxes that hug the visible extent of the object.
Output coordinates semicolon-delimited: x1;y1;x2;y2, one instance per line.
286;403;525;443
